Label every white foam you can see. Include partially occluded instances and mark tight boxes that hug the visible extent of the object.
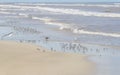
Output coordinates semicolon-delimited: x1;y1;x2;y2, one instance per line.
36;6;120;18
74;4;120;8
73;29;120;38
0;5;21;8
0;11;16;15
18;13;29;17
32;17;52;22
45;21;70;29
32;16;72;30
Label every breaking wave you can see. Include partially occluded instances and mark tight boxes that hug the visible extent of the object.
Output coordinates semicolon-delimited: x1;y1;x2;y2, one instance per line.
1;4;120;18
73;29;120;38
36;6;120;18
0;11;16;15
31;16;72;29
31;16;120;38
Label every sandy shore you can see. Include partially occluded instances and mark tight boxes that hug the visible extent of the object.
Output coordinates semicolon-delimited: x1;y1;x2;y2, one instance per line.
0;41;95;75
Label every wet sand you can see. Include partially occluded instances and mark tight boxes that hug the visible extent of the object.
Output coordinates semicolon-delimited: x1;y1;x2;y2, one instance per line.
0;41;95;75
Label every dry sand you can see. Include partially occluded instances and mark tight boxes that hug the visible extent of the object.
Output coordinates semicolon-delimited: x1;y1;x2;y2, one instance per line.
0;41;95;75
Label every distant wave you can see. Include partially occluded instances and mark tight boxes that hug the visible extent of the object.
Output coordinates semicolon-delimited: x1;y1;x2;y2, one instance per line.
16;3;120;8
0;11;29;17
0;11;16;15
0;11;10;14
76;4;120;8
0;9;7;11
36;6;120;18
47;4;120;8
1;4;120;18
0;5;20;8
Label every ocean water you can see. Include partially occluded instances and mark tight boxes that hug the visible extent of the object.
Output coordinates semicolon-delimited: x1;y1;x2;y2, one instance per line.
0;2;120;75
0;2;120;45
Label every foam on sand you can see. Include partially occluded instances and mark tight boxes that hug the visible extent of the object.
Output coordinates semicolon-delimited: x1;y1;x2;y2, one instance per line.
0;41;95;75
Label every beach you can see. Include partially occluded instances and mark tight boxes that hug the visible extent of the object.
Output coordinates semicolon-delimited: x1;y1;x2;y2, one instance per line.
0;3;120;75
0;41;95;75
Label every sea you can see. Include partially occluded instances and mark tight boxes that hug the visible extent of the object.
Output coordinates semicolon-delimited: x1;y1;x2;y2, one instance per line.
0;2;120;75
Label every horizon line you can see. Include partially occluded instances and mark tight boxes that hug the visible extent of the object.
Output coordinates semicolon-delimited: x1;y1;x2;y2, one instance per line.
0;1;120;3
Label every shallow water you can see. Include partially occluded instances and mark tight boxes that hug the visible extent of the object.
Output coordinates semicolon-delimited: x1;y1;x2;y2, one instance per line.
90;56;120;75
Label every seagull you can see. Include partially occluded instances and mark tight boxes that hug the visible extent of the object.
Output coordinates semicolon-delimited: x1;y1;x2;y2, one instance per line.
1;32;13;40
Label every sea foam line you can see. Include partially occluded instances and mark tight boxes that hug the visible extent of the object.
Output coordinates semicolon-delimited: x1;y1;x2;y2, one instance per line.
0;11;16;15
73;29;120;38
18;13;29;17
1;4;120;18
36;6;120;18
38;4;120;8
32;16;71;29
